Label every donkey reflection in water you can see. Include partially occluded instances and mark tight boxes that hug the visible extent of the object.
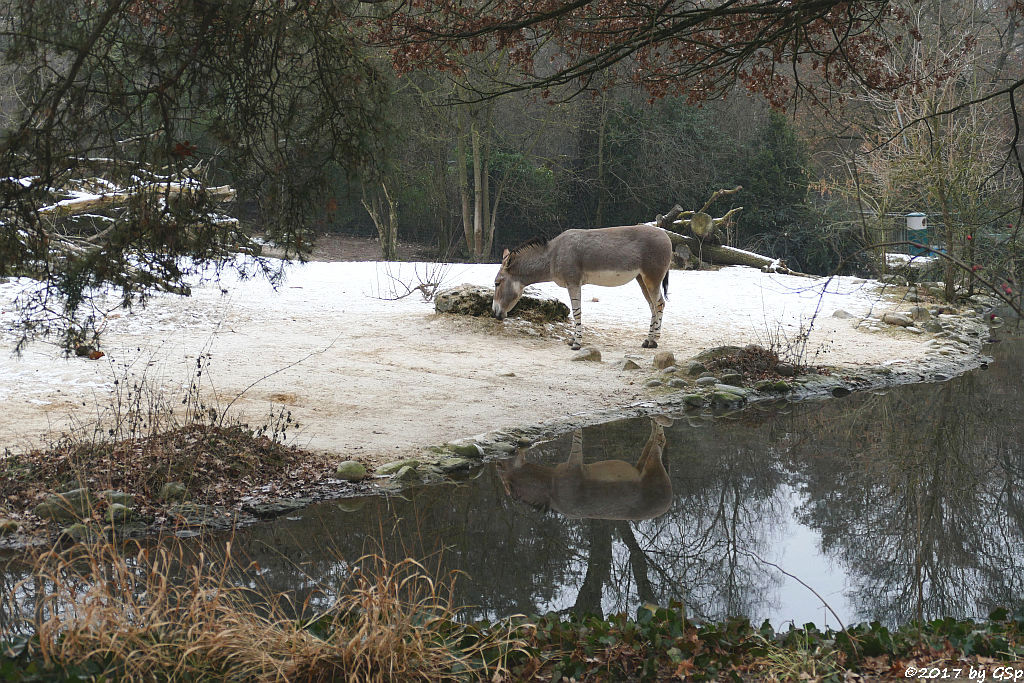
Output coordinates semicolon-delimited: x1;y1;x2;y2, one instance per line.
492;225;673;350
496;417;672;521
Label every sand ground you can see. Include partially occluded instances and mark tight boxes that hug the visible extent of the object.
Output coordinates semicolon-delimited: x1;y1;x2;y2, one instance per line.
0;238;945;468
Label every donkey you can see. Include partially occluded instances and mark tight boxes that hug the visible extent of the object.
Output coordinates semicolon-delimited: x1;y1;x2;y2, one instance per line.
492;225;673;350
496;417;672;521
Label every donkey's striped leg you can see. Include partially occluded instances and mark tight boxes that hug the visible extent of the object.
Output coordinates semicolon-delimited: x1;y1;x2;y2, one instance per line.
567;283;583;350
636;275;664;348
647;295;666;347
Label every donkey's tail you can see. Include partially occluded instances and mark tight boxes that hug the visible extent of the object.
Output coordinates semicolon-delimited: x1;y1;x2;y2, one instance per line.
661;272;669;301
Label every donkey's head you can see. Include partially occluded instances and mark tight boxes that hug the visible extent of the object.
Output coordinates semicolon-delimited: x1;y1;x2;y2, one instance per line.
492;248;526;320
493;238;547;319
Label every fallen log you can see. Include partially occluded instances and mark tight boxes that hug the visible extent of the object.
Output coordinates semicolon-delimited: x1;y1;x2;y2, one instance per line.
663;230;816;277
39;183;235;218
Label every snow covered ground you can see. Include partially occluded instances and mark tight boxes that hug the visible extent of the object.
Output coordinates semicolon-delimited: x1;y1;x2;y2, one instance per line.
0;259;934;464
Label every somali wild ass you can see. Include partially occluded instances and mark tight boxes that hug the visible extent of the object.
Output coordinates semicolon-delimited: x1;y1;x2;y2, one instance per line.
492;225;673;349
496;417;672;520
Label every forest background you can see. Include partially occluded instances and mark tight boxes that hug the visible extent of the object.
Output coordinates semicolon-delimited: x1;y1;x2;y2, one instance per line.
0;0;1021;347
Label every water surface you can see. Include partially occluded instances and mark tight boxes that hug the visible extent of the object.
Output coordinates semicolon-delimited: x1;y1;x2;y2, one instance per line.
222;338;1024;627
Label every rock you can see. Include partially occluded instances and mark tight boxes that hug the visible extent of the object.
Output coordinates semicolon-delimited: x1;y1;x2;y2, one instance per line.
491;442;516;454
682;394;705;408
882;312;914;327
755;379;792;393
908;306;931;321
376;459;421;476
652;351;676;369
617;358;642;371
905;289;919;302
880;274;908;286
0;519;19;535
160;482;188;502
832;309;854;319
106;503;131;524
776;363;797;377
694;345;744;362
695;376;719;387
923;320;944;333
571;347;602;361
711;391;745;408
438;456;475;473
644;379;663;388
719;372;743;386
668;378;688;388
335;461;368;481
102;490;134;507
831;386;852;398
33;488;93;522
448;442;484;458
659;365;678;374
434;284;569;322
714;383;749;396
392;465;421;483
683;361;706;376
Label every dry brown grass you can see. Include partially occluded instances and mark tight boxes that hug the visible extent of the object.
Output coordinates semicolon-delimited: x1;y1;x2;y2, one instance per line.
3;538;522;681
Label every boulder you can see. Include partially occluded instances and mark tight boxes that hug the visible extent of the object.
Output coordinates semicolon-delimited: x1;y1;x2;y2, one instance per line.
711;391;746;408
694;345;744;362
434;284;569;322
668;378;688;388
571;347;602;361
683;361;707;376
33;488;93;523
438;456;475;473
652;351;676;369
102;490;134;507
0;519;19;535
719;372;744;386
617;358;642;371
376;459;421;476
908;305;931;321
392;465;422;483
682;394;705;408
832;309;854;319
695;376;719;387
882;312;914;327
335;461;368;481
447;442;484;458
160;482;188;502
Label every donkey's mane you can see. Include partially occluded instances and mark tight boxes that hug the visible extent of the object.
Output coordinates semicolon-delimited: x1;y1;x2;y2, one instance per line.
509;236;548;257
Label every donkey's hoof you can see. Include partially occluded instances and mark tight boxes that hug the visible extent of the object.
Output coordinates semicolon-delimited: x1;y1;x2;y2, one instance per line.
642;340;658;349
570;342;582;351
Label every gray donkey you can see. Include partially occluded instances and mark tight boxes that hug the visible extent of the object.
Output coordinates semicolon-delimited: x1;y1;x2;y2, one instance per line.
491;225;673;349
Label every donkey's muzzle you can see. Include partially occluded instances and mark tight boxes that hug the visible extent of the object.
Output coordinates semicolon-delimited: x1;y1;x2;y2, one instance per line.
492;301;506;320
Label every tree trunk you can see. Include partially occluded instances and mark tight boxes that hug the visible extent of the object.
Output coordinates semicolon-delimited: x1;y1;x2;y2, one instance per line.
456;121;474;257
472;125;484;262
663;230;812;275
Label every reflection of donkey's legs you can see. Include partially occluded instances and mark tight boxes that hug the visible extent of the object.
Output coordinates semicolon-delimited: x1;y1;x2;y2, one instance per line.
567;429;584;466
636;419;667;472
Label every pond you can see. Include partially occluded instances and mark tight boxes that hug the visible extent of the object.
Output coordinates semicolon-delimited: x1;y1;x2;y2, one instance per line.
216;337;1024;628
3;339;1022;631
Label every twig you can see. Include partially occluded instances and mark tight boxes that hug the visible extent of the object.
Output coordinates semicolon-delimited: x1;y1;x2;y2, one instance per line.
218;335;341;427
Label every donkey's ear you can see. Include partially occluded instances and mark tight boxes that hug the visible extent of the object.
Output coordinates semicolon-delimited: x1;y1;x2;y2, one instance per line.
502;248;510;260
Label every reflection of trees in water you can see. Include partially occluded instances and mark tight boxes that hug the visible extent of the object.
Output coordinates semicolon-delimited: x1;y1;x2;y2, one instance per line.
791;341;1024;623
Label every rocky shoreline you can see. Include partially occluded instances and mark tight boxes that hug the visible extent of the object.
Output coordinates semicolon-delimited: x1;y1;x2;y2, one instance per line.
0;295;1000;551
